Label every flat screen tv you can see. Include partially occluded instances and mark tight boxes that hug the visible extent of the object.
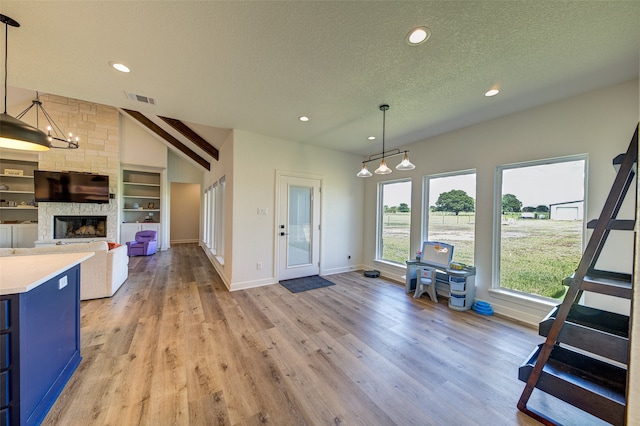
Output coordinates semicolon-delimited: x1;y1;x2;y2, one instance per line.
34;170;110;204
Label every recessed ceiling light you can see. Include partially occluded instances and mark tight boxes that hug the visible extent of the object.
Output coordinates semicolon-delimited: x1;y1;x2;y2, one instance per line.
368;136;376;141
109;62;130;73
406;26;431;46
485;88;500;97
298;116;309;122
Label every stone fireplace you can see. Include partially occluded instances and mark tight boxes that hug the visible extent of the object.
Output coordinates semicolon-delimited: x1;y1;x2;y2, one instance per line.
54;215;107;239
33;94;120;245
38;202;117;244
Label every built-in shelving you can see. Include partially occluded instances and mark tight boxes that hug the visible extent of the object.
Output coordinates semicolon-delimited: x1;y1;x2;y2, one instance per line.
121;169;161;224
0;159;38;225
120;167;163;249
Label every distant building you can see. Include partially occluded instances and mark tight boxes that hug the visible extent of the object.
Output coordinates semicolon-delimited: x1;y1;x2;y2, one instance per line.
549;200;584;220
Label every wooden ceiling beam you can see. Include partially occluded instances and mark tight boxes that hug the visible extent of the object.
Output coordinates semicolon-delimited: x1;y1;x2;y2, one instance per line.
122;109;210;171
159;116;219;161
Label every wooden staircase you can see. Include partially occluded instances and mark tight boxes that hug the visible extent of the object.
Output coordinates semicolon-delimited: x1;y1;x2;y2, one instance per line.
517;123;638;425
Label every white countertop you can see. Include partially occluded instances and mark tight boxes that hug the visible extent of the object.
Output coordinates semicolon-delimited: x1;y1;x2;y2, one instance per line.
0;252;95;295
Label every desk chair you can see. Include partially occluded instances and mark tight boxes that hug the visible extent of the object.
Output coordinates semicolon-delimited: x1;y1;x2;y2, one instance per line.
414;266;437;302
413;241;454;303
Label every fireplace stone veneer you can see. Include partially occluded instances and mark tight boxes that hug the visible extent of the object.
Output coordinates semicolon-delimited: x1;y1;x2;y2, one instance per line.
54;216;107;239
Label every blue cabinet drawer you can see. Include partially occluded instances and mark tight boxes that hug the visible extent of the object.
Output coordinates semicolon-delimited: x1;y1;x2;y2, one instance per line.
449;276;466;292
0;300;8;331
450;293;466;307
0;370;9;408
0;334;8;370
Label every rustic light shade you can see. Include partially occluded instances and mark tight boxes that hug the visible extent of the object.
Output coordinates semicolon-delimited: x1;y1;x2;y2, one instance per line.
357;104;416;177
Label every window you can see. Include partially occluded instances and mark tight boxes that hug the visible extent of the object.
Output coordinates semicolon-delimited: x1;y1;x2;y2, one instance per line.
210;184;218;251
377;179;411;264
495;156;586;299
203;187;209;246
215;176;225;258
423;170;476;265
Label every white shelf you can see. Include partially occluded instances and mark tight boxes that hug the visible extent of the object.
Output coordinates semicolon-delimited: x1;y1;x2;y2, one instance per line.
121;168;162;240
122;195;159;200
0;190;35;194
0;207;37;210
0;159;39;233
0;174;34;179
123;181;160;187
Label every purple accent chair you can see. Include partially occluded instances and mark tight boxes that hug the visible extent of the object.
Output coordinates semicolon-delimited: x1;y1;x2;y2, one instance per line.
126;230;158;256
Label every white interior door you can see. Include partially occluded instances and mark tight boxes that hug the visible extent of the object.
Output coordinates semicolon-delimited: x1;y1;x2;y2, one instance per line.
278;175;321;280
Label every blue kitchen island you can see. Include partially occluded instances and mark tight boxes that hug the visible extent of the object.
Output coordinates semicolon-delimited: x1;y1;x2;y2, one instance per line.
0;252;93;426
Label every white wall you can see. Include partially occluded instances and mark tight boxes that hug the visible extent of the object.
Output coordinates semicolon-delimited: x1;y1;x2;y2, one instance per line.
170;182;201;243
120;116;168;168
200;130;234;287
220;130;365;290
362;79;639;325
168;150;203;184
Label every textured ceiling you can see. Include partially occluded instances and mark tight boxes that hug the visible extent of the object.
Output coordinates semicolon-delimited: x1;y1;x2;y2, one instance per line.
1;1;638;157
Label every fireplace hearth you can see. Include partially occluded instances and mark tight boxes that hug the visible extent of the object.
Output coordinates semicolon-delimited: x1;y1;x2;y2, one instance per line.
54;216;107;239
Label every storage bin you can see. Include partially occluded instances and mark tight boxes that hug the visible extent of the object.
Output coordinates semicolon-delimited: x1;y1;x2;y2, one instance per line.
450;293;465;307
450;276;466;292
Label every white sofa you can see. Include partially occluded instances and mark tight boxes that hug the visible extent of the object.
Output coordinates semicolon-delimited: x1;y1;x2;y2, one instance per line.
1;241;129;300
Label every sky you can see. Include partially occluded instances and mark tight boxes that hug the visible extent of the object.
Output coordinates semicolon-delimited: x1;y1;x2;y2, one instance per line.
501;159;585;207
381;159;586;209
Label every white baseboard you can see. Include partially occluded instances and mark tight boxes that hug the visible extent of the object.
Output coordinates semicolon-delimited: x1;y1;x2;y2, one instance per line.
321;265;363;276
229;278;276;291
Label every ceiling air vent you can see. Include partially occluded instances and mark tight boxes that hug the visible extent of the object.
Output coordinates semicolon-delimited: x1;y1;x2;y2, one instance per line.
125;91;157;106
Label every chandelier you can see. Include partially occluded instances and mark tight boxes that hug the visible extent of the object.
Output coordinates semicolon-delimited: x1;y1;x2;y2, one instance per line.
357;104;415;177
15;92;80;149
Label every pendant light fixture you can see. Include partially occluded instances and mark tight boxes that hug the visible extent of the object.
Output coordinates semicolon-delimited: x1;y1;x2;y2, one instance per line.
356;104;416;177
0;15;77;151
374;104;392;174
356;162;373;177
0;14;51;151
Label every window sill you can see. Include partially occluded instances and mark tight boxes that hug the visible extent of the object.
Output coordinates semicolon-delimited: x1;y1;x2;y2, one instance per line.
488;287;558;310
373;259;407;271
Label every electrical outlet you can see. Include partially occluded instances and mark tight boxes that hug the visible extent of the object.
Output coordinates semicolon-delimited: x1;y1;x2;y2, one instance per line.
58;275;68;290
257;262;263;270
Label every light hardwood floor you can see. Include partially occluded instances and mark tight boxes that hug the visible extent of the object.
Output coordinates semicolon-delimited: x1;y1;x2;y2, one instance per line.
42;244;597;425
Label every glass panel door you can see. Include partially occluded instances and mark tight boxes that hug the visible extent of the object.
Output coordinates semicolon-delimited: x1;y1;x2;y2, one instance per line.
287;185;312;267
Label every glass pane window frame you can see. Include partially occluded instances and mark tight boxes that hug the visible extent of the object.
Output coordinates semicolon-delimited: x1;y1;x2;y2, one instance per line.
492;154;587;300
421;169;477;266
376;178;412;265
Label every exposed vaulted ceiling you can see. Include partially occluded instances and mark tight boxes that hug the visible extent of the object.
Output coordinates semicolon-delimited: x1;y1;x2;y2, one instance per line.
1;2;638;158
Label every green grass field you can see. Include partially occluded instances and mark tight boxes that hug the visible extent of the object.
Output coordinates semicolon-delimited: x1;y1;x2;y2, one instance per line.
381;212;582;299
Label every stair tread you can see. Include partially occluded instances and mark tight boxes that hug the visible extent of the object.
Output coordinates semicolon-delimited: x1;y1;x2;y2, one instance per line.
519;345;626;424
586;219;635;230
563;272;632;298
541;305;629;338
